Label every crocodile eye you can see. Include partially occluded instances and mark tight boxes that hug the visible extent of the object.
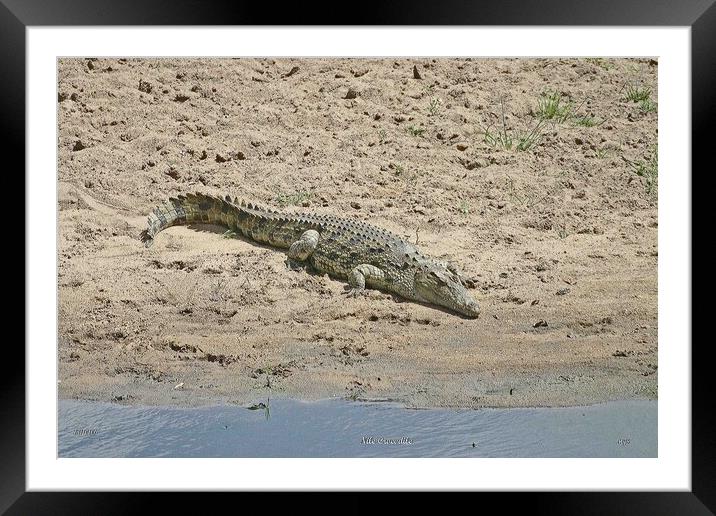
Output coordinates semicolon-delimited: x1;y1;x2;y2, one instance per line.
429;271;448;285
446;263;467;283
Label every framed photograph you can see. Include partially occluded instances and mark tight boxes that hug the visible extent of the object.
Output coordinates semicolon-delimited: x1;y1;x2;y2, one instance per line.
11;0;709;511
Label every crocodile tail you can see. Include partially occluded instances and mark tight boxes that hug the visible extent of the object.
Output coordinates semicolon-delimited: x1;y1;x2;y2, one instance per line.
140;192;242;247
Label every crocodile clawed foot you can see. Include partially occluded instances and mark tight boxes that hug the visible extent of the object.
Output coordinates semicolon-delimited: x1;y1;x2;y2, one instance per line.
344;286;367;298
285;258;304;271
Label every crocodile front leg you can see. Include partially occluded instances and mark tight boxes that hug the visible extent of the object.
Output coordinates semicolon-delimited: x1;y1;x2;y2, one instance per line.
286;230;320;269
347;264;385;297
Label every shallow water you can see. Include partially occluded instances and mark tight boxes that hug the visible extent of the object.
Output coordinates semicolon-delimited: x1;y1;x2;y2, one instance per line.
58;397;656;458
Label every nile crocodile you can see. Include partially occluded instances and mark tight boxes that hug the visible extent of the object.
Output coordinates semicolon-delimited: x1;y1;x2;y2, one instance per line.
140;193;480;318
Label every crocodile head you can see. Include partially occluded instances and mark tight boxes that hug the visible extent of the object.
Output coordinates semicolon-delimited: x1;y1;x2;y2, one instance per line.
414;262;480;318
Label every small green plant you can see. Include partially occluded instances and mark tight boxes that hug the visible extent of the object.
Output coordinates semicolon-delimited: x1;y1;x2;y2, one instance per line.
505;176;543;208
482;98;513;149
483;121;544;152
208;278;227;303
595;147;610;159
536;91;573;123
457;200;470;215
378;128;387;142
506;177;520;204
585;58;614;70
573;114;603;127
483;125;513;150
406;125;425;137
639;98;657;113
482;99;545;152
514;119;545;151
627;146;658;196
625;84;652;103
390;162;420;193
275;190;313;207
427;96;442;116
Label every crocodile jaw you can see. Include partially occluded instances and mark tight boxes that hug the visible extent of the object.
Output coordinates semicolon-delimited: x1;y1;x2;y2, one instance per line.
414;267;480;318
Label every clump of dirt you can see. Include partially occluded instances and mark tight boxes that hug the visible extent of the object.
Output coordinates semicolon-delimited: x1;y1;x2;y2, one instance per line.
57;58;657;408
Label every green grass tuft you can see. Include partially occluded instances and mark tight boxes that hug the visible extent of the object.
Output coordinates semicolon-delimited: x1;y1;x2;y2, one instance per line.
275;190;313;207
391;163;405;175
514;121;545;151
627;146;658;196
595;148;610;159
457;200;470;215
639;98;657;113
483;98;546;152
536;91;573;123
573;114;603;127
427;97;442;116
482;124;513;150
406;125;425;137
584;58;614;70
625;84;652;103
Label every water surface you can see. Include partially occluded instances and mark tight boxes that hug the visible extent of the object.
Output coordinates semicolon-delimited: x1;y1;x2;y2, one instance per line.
59;397;656;458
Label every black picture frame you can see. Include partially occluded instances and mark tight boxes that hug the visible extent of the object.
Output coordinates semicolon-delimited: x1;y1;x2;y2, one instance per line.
7;0;710;512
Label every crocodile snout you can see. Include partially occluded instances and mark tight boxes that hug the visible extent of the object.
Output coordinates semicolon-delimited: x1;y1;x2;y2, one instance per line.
460;298;481;318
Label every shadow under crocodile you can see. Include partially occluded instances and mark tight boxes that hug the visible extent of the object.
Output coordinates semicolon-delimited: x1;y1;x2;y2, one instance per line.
154;223;482;320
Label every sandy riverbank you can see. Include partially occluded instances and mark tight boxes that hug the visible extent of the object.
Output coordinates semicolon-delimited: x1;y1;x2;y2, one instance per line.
58;57;657;408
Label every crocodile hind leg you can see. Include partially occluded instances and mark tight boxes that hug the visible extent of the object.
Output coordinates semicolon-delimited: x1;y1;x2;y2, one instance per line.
286;230;320;270
347;264;385;297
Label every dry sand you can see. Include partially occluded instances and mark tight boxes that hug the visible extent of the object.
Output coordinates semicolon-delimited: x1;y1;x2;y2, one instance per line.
57;58;658;408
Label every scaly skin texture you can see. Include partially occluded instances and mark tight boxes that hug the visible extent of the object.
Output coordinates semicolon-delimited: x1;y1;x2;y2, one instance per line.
141;193;480;318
